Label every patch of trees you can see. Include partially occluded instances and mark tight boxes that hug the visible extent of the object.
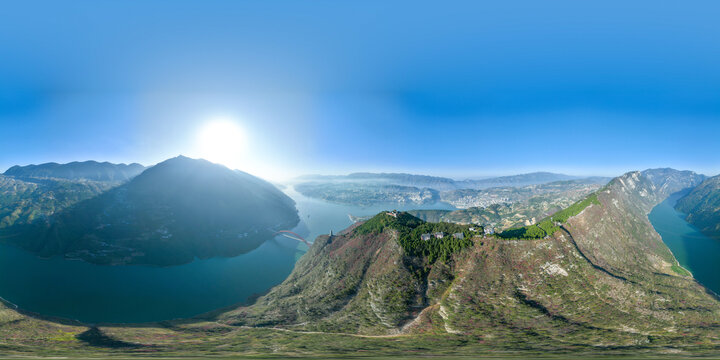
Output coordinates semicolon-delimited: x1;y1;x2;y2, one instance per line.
355;212;480;264
496;193;600;240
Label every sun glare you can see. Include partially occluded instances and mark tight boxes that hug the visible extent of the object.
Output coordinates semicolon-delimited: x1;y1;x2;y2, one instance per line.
195;119;247;170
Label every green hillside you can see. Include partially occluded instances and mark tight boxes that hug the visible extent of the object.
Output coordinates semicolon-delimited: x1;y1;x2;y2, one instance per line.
676;175;720;240
2;156;300;266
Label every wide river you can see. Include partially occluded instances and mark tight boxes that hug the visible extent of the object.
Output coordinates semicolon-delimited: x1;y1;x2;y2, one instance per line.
0;187;454;323
648;192;720;295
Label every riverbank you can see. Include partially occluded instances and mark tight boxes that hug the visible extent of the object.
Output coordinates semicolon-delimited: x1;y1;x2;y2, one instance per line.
649;192;720;296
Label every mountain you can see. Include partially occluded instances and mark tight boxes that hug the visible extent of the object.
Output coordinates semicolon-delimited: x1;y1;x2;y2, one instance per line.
0;161;145;229
676;174;720;240
296;172;458;191
293;172;610;207
220;169;720;348
457;171;586;189
3;156;299;265
641;168;706;196
4;161;146;182
346;172;458;190
297;171;595;191
1;168;720;356
0;175;111;229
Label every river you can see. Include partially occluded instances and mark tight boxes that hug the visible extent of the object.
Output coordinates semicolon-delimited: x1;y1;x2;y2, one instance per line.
648;192;720;295
0;187;454;323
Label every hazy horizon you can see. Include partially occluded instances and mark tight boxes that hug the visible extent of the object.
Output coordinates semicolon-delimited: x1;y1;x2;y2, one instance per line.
2;155;714;183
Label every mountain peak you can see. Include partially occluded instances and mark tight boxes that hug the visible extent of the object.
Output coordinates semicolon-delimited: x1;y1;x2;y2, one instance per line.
157;155;225;169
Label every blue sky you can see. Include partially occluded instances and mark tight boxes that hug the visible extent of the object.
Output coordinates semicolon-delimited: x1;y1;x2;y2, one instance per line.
1;1;719;180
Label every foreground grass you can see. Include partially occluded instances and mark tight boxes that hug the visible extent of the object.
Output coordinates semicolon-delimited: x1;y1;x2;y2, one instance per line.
2;315;720;359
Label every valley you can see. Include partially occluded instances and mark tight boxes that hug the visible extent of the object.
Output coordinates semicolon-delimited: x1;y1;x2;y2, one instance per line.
0;170;454;323
650;192;720;295
1;167;719;358
4;2;720;358
294;172;608;210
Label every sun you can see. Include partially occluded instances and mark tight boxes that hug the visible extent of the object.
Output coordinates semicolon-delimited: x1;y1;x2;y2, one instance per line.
195;119;247;170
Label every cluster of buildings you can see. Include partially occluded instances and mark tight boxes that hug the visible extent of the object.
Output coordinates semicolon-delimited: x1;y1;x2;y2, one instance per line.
445;194;512;209
418;226;495;242
383;209;497;241
420;231;465;241
470;226;495;235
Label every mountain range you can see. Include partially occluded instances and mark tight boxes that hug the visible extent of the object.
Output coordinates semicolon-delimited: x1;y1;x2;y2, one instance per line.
295;172;610;209
0;156;299;265
4;161;146;183
297;171;595;191
1;167;719;357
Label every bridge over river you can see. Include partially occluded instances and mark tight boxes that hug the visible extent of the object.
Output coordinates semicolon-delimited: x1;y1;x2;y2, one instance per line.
274;230;312;246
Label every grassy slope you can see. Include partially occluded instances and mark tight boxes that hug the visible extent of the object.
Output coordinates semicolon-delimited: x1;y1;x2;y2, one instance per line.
495;192;600;239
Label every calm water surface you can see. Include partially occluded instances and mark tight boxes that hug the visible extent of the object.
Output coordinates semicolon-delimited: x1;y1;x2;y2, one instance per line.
0;187;453;323
649;192;720;295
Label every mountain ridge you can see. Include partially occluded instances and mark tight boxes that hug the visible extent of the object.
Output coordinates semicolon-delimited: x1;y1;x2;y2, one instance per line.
1;156;300;266
4;160;146;183
1;168;720;356
221;168;719;345
296;171;599;189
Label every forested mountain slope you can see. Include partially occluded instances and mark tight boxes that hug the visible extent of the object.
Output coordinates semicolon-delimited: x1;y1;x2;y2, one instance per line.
1;156;299;265
676;175;720;240
4;161;145;182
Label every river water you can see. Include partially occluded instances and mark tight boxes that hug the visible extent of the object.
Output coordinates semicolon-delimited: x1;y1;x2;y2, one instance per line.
0;187;453;323
4;187;714;323
648;192;720;295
